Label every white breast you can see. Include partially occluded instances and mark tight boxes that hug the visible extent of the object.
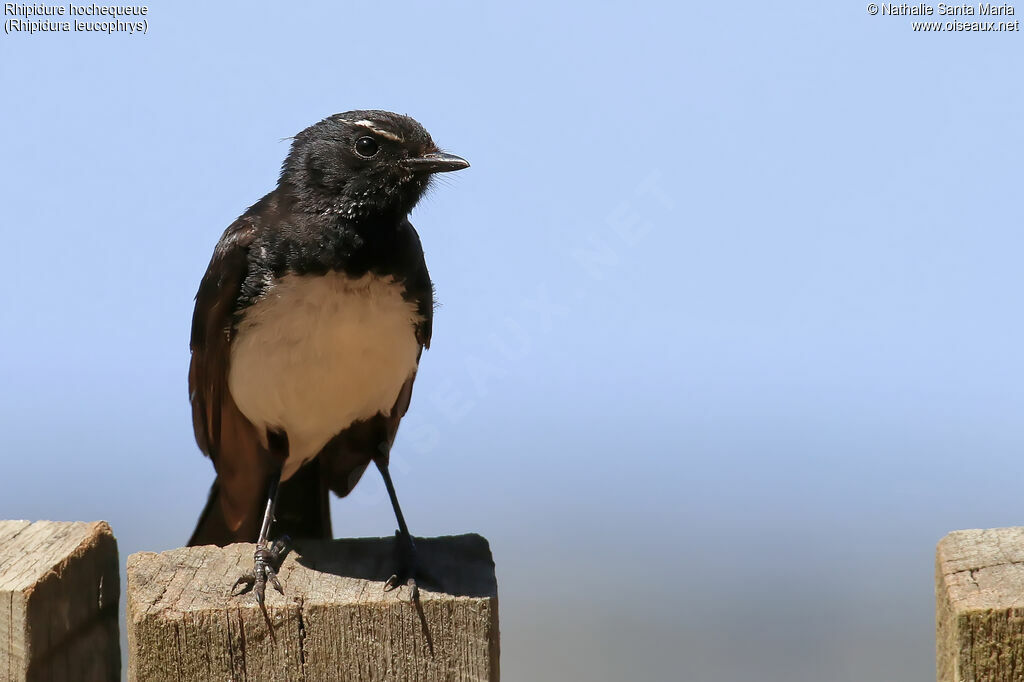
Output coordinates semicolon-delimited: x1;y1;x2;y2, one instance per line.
228;271;423;480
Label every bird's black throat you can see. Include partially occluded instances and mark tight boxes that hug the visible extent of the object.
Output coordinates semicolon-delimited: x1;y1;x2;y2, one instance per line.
230;187;434;334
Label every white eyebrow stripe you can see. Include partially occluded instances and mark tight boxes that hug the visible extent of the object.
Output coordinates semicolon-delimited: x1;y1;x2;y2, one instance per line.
349;120;403;142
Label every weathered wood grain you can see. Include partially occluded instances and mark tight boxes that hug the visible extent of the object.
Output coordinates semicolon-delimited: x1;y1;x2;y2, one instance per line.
936;527;1024;682
0;520;120;682
127;533;499;681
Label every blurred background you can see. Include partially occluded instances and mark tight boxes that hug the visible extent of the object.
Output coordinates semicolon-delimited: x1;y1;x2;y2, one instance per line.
2;2;1021;680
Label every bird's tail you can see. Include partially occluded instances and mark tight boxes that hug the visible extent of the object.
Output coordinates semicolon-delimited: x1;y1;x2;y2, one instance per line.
274;458;333;541
188;459;333;547
188;478;237;546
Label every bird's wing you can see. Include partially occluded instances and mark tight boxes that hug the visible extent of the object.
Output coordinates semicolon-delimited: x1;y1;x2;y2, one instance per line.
188;217;275;543
381;216;433;444
408;221;434;351
388;221;433;444
320;373;422;499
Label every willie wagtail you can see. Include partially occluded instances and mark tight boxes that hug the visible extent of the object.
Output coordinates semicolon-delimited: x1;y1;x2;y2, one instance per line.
187;110;468;609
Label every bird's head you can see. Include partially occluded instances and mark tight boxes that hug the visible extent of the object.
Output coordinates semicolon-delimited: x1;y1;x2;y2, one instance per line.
281;110;469;220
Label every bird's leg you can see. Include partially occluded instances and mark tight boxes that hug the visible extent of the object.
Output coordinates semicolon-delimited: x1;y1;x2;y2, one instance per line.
231;471;289;614
377;459;436;600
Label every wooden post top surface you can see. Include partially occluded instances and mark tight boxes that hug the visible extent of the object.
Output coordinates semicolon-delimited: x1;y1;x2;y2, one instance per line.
127;533;499;682
0;520;115;594
937;526;1024;611
129;532;497;612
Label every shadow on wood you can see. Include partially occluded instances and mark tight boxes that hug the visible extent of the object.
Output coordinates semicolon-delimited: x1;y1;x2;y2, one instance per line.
127;533;499;681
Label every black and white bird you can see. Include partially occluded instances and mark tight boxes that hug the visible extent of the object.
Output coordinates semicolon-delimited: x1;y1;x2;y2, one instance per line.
187;110;468;606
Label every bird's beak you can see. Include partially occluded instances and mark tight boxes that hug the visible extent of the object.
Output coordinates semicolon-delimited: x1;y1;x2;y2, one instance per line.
400;152;470;174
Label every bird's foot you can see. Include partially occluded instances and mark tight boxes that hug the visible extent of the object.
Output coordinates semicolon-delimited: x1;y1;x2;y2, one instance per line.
384;530;438;601
384;530;437;654
231;536;290;609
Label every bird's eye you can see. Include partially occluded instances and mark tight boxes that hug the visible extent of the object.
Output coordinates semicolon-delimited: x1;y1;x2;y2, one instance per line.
354;136;379;158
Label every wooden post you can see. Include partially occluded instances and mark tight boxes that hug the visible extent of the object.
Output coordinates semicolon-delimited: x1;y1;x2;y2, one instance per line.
0;520;120;682
936;527;1024;682
127;533;499;681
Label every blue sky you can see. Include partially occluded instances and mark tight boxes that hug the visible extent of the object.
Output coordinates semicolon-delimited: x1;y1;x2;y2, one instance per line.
2;2;1022;679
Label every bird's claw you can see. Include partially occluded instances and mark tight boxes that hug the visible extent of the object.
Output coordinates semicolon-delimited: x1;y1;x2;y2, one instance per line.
231;572;255;594
384;573;420;601
384;530;436;601
231;536;289;608
383;531;437;654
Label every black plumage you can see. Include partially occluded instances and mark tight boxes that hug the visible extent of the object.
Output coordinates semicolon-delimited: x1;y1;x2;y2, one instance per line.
186;110;468;606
